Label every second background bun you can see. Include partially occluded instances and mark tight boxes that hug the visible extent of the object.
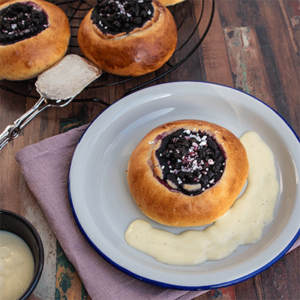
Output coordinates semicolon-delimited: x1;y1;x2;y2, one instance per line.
78;0;177;77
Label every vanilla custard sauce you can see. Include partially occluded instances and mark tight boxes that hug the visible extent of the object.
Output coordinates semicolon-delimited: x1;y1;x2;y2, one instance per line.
125;131;279;265
0;231;34;300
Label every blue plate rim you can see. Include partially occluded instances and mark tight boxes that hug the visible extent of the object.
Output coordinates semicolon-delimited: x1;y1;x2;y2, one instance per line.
68;81;300;290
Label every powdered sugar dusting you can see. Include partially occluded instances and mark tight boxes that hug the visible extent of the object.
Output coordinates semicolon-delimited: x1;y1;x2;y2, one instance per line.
155;128;226;195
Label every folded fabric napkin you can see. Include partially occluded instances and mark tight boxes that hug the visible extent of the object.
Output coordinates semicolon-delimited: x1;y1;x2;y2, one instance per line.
15;124;207;300
15;124;300;300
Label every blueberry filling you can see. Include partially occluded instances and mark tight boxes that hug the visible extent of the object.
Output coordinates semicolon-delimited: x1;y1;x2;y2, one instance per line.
0;2;48;45
156;129;226;196
91;0;154;35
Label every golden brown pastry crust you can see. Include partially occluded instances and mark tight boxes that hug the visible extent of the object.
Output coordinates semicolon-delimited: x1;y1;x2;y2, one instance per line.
0;0;11;5
0;0;70;81
127;120;249;227
159;0;186;6
77;0;177;77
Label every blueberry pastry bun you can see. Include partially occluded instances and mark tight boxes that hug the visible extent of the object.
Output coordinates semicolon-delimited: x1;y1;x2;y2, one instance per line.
127;120;249;227
0;0;70;80
78;0;177;77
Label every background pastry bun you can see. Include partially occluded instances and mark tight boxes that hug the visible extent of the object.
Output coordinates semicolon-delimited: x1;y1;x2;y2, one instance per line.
78;0;177;77
0;0;70;81
127;120;249;227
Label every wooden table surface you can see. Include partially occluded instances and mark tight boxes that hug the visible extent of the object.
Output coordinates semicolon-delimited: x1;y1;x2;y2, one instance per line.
0;0;299;299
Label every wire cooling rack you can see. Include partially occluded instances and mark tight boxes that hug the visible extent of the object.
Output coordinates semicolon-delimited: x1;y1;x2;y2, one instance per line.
0;0;215;105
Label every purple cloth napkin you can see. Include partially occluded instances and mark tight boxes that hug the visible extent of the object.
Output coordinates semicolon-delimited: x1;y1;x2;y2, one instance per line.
15;124;300;300
15;124;207;300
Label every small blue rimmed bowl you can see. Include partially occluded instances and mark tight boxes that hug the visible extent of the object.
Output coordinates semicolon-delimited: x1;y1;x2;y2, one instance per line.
0;209;44;299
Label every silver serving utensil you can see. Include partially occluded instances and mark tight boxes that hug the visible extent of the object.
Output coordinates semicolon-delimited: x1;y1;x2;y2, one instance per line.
0;55;102;150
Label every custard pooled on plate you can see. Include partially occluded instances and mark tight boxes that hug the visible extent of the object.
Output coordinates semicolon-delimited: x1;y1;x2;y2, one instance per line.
78;0;177;77
127;120;249;227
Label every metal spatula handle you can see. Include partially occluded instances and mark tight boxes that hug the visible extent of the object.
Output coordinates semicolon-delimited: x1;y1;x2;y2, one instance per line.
0;54;102;151
0;97;73;150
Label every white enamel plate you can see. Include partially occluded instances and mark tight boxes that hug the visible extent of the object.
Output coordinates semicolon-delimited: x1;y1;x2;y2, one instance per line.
68;82;300;290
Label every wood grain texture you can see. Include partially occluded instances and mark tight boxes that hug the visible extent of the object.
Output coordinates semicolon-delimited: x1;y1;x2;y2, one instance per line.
56;243;89;300
0;0;299;299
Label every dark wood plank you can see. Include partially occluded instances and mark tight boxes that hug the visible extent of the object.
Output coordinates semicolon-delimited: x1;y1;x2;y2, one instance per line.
200;0;234;86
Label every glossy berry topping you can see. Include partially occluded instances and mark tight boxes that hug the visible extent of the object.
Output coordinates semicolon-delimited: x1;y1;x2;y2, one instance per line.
156;129;226;196
0;2;48;45
91;0;154;35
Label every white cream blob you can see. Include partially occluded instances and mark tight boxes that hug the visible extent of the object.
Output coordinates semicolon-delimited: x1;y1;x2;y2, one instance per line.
0;231;35;300
125;131;279;265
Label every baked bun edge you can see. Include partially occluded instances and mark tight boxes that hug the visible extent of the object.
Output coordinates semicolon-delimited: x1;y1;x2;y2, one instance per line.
159;0;186;6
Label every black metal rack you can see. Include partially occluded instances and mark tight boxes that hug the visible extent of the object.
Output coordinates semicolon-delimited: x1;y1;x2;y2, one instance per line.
0;0;215;106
